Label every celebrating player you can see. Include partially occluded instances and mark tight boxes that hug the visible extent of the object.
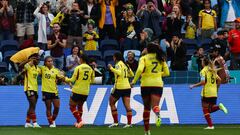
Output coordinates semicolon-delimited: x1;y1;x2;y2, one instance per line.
108;52;134;128
64;54;95;128
131;43;170;135
23;55;41;128
40;56;64;128
190;57;228;129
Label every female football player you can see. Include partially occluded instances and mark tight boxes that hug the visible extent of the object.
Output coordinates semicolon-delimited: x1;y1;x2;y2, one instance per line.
131;43;170;135
23;55;41;128
64;54;95;128
190;57;228;129
40;56;64;127
108;52;134;128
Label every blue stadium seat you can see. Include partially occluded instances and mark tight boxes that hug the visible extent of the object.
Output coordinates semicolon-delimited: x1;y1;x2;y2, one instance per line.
100;39;119;52
85;51;102;60
174;77;188;84
0;62;8;73
0;40;19;53
64;48;72;58
123;50;141;61
103;50;120;62
96;60;106;69
199;38;212;51
182;39;198;50
3;50;17;64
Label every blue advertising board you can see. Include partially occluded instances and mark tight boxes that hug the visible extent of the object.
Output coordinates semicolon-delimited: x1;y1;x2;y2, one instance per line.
0;85;239;126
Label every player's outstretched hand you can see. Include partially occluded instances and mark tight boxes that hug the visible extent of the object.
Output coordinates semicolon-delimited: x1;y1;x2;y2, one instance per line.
189;85;194;90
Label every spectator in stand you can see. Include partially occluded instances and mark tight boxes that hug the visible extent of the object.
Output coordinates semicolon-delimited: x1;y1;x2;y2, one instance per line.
137;0;158;11
66;46;81;73
228;18;240;69
89;58;106;84
166;4;183;42
166;33;187;70
56;0;75;12
219;0;240;29
191;47;204;71
37;0;57;14
190;0;204;26
0;0;14;40
83;19;99;51
126;51;138;73
211;30;228;58
139;28;153;52
198;0;217;39
98;0;118;40
137;0;162;40
120;4;141;50
82;0;100;33
65;2;85;48
184;14;197;39
34;2;54;50
16;0;36;44
47;23;67;70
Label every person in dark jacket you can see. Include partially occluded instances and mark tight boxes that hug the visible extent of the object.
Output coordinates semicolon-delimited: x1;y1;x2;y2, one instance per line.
120;4;141;50
166;33;187;70
136;0;162;40
82;0;100;28
65;2;85;48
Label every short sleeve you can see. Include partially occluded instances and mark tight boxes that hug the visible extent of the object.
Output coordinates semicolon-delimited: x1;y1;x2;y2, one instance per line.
213;10;217;17
198;10;203;17
200;70;206;81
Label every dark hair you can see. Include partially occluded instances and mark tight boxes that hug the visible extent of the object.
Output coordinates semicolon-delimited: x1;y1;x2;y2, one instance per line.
71;46;81;55
80;54;90;65
147;42;166;62
89;58;97;63
127;51;135;57
44;56;53;66
113;52;129;69
202;56;217;75
203;0;211;7
40;3;50;14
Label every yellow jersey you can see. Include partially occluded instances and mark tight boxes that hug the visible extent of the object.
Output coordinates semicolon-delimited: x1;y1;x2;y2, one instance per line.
65;63;95;95
199;9;217;30
200;66;220;98
24;63;40;92
10;47;40;64
110;61;134;90
40;66;62;94
83;31;99;51
132;53;170;87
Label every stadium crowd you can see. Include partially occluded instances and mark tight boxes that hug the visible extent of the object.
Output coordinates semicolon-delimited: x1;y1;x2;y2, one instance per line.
0;0;240;85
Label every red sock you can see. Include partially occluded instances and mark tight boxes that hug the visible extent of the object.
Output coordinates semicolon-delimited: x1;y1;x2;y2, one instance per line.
210;105;220;113
26;113;31;123
30;113;37;123
127;110;132;125
77;105;83;120
52;107;59;121
111;109;118;123
143;110;150;131
70;105;81;123
203;108;213;127
153;106;160;116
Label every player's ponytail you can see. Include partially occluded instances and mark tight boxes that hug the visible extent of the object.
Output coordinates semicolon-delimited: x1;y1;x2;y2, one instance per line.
147;42;166;63
202;57;217;76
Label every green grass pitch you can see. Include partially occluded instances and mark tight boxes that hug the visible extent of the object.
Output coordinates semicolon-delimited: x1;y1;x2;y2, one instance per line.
0;125;240;135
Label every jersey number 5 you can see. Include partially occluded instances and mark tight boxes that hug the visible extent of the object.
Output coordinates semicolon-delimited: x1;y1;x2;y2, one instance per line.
83;71;89;80
151;62;158;73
